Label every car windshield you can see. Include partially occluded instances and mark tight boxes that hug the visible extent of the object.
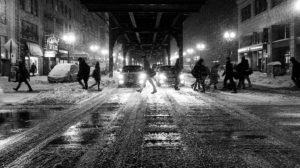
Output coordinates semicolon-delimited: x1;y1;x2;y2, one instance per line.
51;64;71;74
122;66;142;72
159;66;174;71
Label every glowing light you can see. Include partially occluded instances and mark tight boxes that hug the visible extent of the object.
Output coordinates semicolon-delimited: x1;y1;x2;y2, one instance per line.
196;43;206;50
118;74;124;79
62;33;76;44
224;31;236;41
183;52;187;56
90;45;99;52
101;49;109;55
119;80;124;85
179;74;184;80
295;0;300;11
139;73;147;80
159;74;167;80
187;48;194;54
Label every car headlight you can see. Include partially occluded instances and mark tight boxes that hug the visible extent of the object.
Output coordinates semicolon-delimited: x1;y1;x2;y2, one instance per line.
179;74;184;80
119;80;124;84
139;73;146;80
118;74;124;80
159;74;166;80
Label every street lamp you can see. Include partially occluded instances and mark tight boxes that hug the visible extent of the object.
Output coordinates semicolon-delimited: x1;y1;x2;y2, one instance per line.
224;31;236;42
224;31;237;58
62;33;75;63
196;43;206;51
294;0;300;11
90;45;99;61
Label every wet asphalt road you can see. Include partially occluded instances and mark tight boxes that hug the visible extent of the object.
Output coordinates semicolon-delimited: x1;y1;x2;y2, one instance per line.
1;87;300;168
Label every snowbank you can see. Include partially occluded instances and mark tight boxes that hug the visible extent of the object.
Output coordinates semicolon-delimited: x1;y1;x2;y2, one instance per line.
250;71;294;88
24;85;96;105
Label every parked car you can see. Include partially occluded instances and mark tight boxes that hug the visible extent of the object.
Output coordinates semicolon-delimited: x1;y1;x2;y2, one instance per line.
48;63;79;83
118;65;146;87
155;65;185;87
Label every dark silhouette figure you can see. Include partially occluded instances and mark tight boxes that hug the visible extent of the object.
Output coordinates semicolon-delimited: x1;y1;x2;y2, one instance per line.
138;57;157;94
14;62;33;92
89;62;102;91
77;58;90;90
237;57;252;89
174;58;182;90
222;57;237;93
30;63;37;76
208;63;220;90
291;57;300;88
191;59;209;93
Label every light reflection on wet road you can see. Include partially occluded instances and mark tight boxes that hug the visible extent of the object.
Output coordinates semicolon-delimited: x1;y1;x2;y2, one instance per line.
2;87;300;168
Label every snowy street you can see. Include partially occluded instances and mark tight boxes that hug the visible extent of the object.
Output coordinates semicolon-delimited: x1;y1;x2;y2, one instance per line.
1;77;300;167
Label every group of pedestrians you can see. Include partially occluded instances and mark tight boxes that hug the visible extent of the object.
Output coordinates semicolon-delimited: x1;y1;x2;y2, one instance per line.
189;56;253;93
10;56;300;93
77;57;102;91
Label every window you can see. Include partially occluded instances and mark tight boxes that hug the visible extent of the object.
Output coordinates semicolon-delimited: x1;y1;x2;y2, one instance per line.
21;20;38;42
272;0;286;7
20;0;26;10
241;5;251;21
20;0;38;16
0;0;6;24
0;36;8;59
255;0;268;15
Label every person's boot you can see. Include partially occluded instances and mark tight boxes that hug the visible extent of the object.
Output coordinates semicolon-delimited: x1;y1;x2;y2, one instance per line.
151;89;157;94
13;88;18;92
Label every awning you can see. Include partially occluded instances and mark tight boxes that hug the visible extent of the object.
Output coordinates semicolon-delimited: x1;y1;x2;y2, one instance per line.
26;42;43;56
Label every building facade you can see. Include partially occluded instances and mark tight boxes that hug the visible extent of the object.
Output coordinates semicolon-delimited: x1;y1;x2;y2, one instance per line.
0;0;107;76
237;0;299;73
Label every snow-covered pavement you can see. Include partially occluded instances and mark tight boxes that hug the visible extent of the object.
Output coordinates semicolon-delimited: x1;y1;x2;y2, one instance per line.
0;82;300;167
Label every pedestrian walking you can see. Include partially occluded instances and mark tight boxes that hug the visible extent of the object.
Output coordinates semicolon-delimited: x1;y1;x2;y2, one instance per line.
137;57;157;94
89;62;102;91
222;57;237;93
30;63;37;76
174;58;182;90
208;63;220;90
13;61;33;92
77;57;90;90
191;59;209;93
237;57;252;89
290;57;300;88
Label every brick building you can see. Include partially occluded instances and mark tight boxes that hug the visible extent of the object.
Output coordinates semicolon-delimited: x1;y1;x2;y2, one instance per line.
0;0;107;76
237;0;299;73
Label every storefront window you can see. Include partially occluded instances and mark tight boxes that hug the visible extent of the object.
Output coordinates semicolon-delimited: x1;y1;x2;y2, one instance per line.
0;0;6;24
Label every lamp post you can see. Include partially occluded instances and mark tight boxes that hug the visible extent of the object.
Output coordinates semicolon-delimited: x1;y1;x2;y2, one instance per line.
90;45;99;61
62;33;75;63
196;43;206;61
224;31;236;58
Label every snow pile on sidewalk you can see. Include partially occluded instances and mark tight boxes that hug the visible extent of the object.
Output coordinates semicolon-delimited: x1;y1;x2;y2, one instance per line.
250;71;294;88
24;85;96;105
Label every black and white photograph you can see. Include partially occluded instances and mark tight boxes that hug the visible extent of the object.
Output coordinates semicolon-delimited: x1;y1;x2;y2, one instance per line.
1;0;300;167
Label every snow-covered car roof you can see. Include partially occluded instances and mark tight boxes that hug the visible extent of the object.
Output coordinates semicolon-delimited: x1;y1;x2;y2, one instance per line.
49;64;77;76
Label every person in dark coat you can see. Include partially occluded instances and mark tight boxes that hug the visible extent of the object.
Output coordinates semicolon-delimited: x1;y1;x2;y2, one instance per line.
290;57;300;88
174;58;182;90
13;61;33;92
137;57;157;94
208;63;220;90
89;62;102;91
237;57;252;89
191;59;209;93
77;57;90;90
222;57;237;93
30;63;37;76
